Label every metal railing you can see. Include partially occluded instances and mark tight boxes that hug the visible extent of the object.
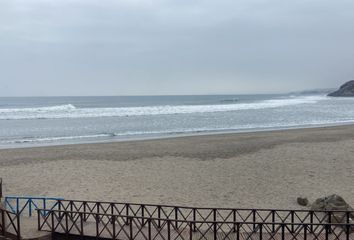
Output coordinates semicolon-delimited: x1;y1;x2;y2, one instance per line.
54;199;354;228
37;209;354;240
4;196;64;217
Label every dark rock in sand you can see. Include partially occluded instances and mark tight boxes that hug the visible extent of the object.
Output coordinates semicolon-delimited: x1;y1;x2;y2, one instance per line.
297;197;309;206
328;80;354;97
311;194;354;232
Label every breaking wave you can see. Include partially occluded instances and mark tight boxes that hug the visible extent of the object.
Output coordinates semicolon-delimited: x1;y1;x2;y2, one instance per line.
0;96;327;120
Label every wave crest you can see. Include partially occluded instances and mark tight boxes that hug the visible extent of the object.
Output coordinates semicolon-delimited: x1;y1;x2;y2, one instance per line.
0;96;327;120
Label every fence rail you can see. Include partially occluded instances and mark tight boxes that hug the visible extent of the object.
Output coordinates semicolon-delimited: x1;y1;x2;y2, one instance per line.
0;208;21;240
37;209;354;240
54;199;354;227
4;196;64;217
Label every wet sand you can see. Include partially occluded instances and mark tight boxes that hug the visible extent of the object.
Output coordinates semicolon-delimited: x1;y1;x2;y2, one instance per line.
1;124;354;209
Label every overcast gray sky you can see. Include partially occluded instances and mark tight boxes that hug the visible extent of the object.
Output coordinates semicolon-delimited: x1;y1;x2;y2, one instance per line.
0;0;353;96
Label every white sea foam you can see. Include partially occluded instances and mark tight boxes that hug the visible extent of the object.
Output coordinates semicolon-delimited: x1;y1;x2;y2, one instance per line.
0;96;327;120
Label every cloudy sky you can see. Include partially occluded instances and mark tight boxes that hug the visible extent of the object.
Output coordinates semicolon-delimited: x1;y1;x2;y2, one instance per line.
0;0;353;96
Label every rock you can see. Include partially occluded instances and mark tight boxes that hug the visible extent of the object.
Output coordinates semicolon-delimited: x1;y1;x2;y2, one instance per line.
311;194;354;232
311;194;352;211
297;197;309;206
328;80;354;97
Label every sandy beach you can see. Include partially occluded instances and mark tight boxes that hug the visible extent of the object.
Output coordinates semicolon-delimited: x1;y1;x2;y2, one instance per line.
1;124;354;209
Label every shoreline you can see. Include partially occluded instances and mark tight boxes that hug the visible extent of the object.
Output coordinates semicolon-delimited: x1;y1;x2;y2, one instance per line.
1;123;354;209
2;121;354;150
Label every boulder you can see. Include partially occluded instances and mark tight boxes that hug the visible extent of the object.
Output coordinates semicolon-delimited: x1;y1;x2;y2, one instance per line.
297;197;309;206
328;80;354;97
311;194;354;232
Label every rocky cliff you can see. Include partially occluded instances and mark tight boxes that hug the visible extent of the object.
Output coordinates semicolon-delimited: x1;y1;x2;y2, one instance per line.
328;80;354;97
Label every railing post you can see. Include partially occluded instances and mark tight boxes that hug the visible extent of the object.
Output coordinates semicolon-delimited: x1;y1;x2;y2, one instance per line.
110;203;115;224
65;212;69;238
325;224;329;240
304;224;307;240
80;212;84;238
213;208;217;240
310;211;313;233
157;206;161;228
189;221;193;240
213;221;217;240
259;223;263;240
141;205;145;226
290;210;294;233
29;199;32;217
148;219;152;240
346;211;350;238
233;209;236;232
83;201;86;221
193;208;196;231
236;223;240;240
327;212;332;234
281;224;285;240
167;220;171;240
271;210;275;233
252;209;256;230
16;198;19;214
37;209;40;230
126;204;130;225
129;217;133;240
96;213;99;238
17;212;21;240
175;207;178;229
112;215;116;240
1;209;5;236
51;211;55;235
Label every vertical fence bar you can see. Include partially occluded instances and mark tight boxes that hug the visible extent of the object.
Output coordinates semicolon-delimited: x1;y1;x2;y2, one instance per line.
80;212;84;239
96;213;99;238
213;221;217;240
65;212;69;238
281;224;285;240
233;209;236;232
16;213;20;240
37;209;41;230
1;209;5;236
51;211;55;235
126;204;130;225
310;211;313;233
291;211;294;233
29;199;32;217
83;201;86;221
193;208;196;231
141;205;145;226
16;198;19;214
158;206;161;228
259;223;263;240
129;217;133;240
112;215;116;240
175;207;178;229
252;210;256;230
325;224;329;240
304;224;307;240
111;203;115;224
148;219;152;240
236;223;240;240
327;212;332;234
189;222;193;240
272;210;275;233
167;220;171;240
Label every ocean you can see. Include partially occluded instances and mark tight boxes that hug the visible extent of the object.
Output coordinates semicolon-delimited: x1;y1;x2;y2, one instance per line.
1;94;354;148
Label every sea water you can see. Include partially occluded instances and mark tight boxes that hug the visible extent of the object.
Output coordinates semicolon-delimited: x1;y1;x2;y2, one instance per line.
1;94;354;148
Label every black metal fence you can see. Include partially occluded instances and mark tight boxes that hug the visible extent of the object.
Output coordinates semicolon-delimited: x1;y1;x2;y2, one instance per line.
35;200;354;240
37;208;354;240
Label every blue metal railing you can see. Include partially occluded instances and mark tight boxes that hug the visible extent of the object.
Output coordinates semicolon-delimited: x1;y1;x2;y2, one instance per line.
4;196;64;217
